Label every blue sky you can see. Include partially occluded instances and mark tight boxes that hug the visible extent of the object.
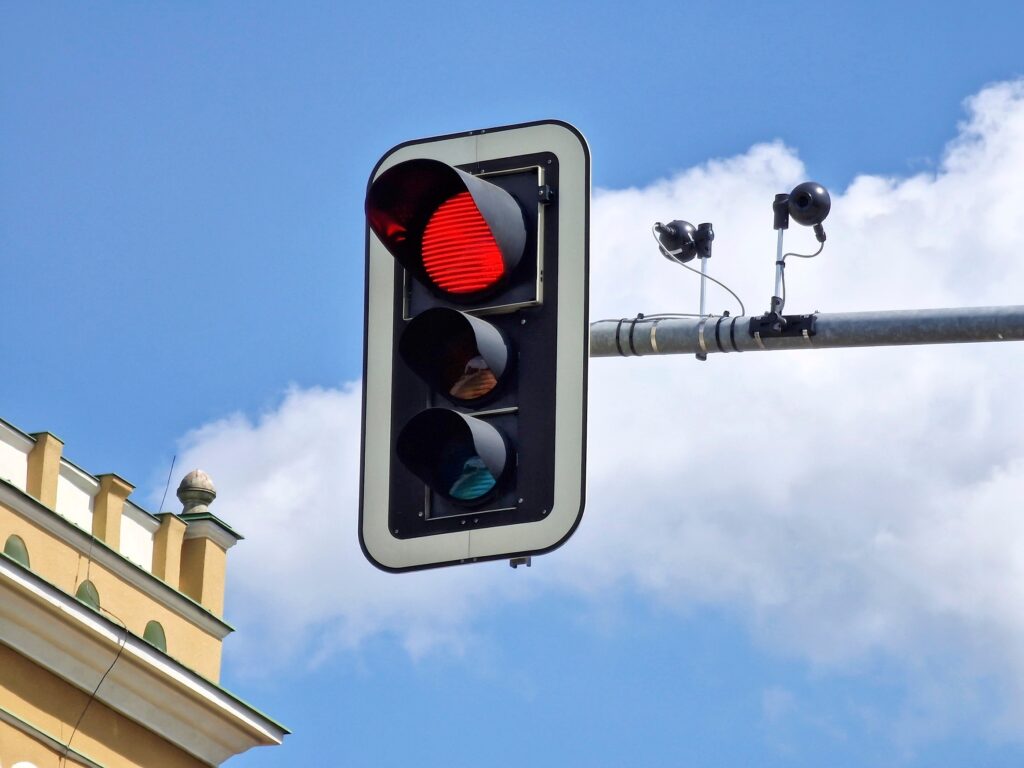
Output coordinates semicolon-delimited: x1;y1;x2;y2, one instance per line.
5;2;1024;766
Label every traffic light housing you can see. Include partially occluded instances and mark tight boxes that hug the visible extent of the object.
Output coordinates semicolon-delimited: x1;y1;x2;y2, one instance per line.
360;120;589;572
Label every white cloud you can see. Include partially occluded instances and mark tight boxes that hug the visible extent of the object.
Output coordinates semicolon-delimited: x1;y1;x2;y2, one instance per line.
170;79;1024;731
172;384;530;663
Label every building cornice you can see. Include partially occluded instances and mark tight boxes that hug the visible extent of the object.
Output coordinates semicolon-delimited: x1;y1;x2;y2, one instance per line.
0;479;233;640
0;706;105;768
182;514;243;550
0;416;35;451
0;556;288;765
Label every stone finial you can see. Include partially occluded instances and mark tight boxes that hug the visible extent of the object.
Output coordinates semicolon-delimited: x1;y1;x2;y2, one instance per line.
177;469;217;515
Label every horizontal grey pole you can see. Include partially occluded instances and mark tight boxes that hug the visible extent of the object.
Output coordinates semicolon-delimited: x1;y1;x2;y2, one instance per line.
590;305;1024;358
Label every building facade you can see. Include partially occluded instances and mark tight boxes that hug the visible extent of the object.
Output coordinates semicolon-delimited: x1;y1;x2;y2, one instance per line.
0;417;287;767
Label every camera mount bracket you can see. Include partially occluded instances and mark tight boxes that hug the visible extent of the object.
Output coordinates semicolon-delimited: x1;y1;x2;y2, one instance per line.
748;311;818;345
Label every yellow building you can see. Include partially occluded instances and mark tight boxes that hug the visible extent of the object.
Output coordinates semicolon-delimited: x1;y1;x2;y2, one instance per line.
0;417;288;767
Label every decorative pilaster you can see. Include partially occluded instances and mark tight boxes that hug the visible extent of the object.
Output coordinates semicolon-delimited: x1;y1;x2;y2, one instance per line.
152;513;188;588
176;470;242;616
92;473;134;550
26;432;63;507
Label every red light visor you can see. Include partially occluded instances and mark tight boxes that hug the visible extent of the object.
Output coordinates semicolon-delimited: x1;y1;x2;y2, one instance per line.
366;159;526;300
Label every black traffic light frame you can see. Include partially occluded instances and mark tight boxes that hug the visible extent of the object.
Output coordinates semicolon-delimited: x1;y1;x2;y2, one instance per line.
387;150;560;538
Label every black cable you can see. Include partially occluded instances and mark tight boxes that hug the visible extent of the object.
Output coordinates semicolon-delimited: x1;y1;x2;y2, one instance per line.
60;608;129;767
637;312;705;319
778;242;824;313
651;227;746;316
592;312;706;324
158;454;177;514
675;260;746;316
783;242;824;260
65;516;128;766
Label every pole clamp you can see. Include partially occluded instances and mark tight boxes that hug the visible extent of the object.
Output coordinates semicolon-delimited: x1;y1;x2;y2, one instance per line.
748;312;818;340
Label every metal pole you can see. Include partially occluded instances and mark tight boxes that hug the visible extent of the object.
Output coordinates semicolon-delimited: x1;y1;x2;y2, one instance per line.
590;305;1024;358
773;229;785;312
699;256;708;317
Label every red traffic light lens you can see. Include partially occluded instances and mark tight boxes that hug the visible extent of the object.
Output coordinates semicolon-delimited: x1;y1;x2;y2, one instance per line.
366;159;525;301
422;192;506;295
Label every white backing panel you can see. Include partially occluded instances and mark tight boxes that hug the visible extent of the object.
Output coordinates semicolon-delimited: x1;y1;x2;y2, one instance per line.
360;120;589;571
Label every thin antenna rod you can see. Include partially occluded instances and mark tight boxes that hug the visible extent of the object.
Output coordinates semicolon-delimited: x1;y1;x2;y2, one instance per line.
699;256;708;316
773;229;785;312
158;455;177;512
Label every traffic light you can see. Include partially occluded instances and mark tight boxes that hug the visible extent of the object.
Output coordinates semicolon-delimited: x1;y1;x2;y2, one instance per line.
359;120;590;572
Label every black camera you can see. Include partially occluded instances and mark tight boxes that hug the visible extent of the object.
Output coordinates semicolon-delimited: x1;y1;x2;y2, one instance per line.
788;182;831;227
774;182;831;242
654;220;698;263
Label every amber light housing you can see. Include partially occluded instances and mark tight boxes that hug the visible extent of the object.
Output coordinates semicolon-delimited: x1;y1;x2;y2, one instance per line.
399;307;510;404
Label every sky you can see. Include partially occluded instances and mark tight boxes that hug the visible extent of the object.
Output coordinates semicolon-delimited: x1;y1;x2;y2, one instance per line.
4;2;1024;765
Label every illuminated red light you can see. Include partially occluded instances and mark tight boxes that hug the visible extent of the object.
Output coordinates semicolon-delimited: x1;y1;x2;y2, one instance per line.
422;192;506;295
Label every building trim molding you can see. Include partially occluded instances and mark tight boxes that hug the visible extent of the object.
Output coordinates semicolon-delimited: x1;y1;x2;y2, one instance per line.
0;705;106;768
1;556;288;765
182;517;242;550
0;416;37;448
0;480;233;640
